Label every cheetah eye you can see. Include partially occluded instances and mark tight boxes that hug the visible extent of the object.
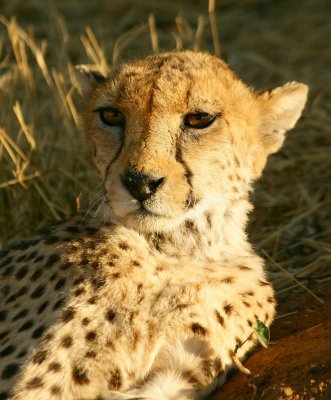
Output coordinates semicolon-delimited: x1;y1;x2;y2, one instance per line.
95;107;125;127
184;112;216;129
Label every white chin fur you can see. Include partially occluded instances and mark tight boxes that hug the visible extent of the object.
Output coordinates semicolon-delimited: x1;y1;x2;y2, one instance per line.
103;196;225;234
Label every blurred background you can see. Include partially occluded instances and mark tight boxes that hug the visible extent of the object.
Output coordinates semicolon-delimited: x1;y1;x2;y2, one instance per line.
0;0;330;301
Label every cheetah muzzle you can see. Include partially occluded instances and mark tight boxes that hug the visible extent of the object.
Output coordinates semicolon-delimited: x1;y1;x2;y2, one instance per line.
0;51;308;400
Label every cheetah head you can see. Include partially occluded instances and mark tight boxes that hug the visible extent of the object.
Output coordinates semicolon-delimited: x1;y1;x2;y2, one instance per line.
75;51;308;233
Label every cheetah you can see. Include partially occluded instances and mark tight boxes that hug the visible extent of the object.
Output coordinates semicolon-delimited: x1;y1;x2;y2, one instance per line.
0;51;308;400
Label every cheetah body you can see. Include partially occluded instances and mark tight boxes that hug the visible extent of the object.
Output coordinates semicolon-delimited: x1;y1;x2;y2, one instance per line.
0;51;308;400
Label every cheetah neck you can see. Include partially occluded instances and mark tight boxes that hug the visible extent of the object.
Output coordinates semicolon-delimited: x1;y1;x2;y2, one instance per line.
146;197;253;261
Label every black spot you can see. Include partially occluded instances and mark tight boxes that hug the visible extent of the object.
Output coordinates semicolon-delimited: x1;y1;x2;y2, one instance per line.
61;307;76;322
53;298;65;310
17;349;28;358
50;272;58;281
238;265;252;271
37;301;49;314
1;362;20;379
259;280;270;287
0;331;9;340
235;337;242;348
32;350;48;364
26;251;38;261
30;268;43;281
54;278;66;290
34;255;44;263
243;301;251;308
214;357;223;376
105;309;116;322
85;226;98;235
215;310;224;326
72;366;90;385
181;369;201;387
48;362;61;372
85;331;97;341
92;277;105;289
61;335;73;348
30;284;46;299
0;256;13;268
4;294;16;304
267;296;274;303
15;266;28;280
1;285;10;297
26;377;44;389
65;226;81;233
0;345;15;357
45;254;60;268
191;323;208;336
79;257;89;266
18;319;34;332
60;261;72;271
247;319;253;327
74;287;86;297
221;276;235;284
31;325;46;339
90;261;99;269
85;351;96;358
98;248;107;256
87;296;98;305
14;240;34;250
132;260;140;267
111;272;120;279
5;285;29;304
82;317;90;326
73;276;85;286
119;242;129;250
50;385;61;395
0;249;9;258
0;391;9;400
43;332;54;342
44;236;60;245
224;304;233;315
0;310;7;322
108;368;122;390
16;254;27;263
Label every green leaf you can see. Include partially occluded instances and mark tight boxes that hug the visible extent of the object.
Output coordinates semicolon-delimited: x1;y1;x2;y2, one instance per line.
253;320;270;348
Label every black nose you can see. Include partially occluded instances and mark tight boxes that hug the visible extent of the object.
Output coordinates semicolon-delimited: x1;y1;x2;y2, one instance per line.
121;170;164;202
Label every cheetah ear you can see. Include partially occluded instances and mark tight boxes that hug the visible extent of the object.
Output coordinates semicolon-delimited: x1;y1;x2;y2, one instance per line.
71;65;107;97
259;82;308;154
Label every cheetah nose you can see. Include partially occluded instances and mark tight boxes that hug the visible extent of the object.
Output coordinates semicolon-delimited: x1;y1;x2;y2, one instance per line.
121;169;164;202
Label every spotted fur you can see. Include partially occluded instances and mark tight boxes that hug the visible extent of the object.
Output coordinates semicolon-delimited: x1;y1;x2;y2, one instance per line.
0;51;308;400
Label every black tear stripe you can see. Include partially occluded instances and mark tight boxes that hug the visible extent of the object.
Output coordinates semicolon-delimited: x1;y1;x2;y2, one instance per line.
104;139;124;180
175;142;198;209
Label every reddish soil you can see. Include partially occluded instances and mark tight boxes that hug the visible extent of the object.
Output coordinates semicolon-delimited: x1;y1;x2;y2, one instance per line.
211;281;331;399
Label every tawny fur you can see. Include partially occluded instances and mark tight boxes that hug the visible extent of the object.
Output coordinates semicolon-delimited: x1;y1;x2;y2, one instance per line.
0;51;308;400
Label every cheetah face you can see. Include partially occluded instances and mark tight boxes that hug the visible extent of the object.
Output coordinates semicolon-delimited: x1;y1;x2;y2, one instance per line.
77;52;308;232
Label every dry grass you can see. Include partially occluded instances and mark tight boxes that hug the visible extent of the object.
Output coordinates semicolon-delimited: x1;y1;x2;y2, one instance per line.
0;0;330;300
